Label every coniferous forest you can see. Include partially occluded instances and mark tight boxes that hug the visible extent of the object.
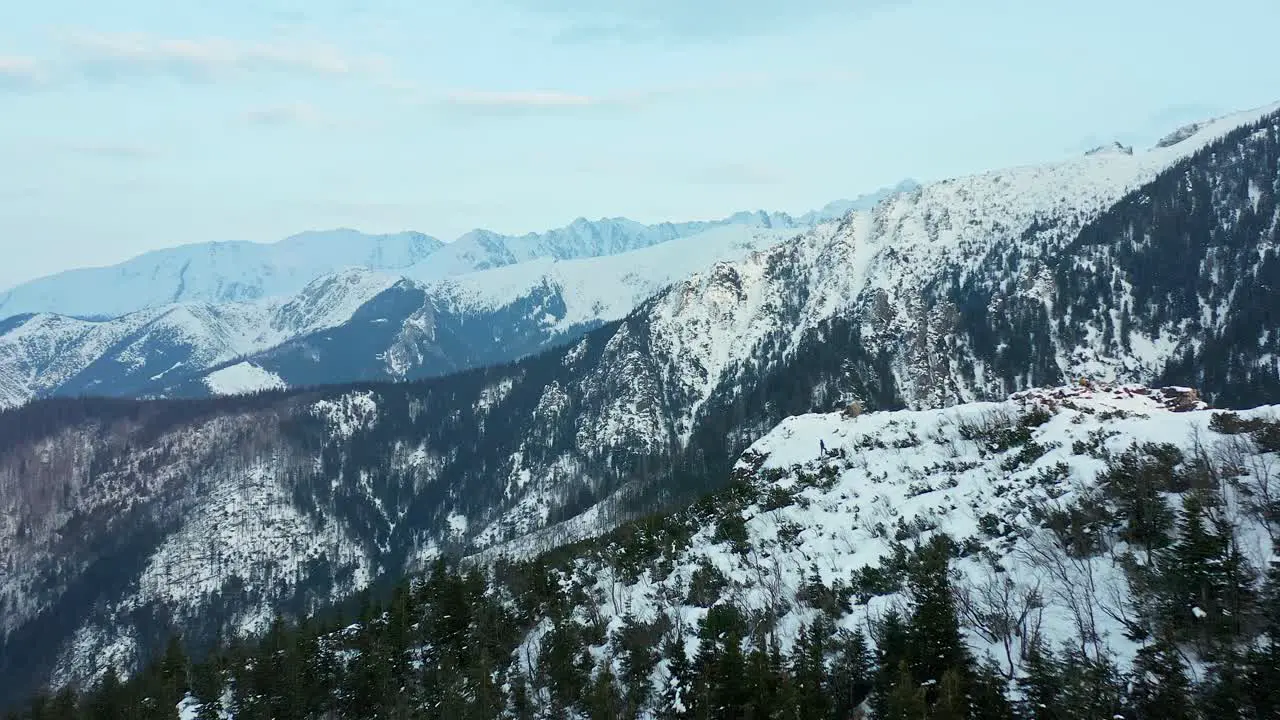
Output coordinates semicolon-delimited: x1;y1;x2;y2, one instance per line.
7;546;1280;719
7;416;1280;720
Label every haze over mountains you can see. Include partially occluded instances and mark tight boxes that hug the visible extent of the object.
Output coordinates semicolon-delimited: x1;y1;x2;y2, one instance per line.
0;181;917;409
0;181;918;320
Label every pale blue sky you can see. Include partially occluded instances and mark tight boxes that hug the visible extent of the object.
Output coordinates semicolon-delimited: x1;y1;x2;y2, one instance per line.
1;0;1278;289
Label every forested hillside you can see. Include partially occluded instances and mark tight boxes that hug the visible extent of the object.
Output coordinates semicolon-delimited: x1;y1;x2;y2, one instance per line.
2;105;1279;707
7;385;1279;719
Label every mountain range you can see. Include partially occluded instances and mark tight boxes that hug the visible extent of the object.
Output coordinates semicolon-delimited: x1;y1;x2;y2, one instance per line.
0;182;917;409
1;102;1279;708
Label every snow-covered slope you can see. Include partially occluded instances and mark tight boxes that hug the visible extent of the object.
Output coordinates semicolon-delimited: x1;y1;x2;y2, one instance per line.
0;230;441;321
2;102;1278;702
478;384;1278;683
0;188;917;407
431;223;801;335
0;183;913;322
449;100;1280;558
0;221;815;408
0;269;400;407
610;101;1280;434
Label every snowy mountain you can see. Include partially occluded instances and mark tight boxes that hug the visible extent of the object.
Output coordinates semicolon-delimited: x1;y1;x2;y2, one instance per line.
1;102;1278;703
0;184;911;323
0;224;803;408
459;383;1278;709
0;230;442;321
0;188;919;407
0;269;403;408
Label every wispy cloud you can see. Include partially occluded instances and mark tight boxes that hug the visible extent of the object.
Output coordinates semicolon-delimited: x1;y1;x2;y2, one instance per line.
65;31;388;79
507;0;897;44
444;89;600;109
0;55;45;90
434;68;859;117
63;142;158;159
242;102;331;127
6;31;398;88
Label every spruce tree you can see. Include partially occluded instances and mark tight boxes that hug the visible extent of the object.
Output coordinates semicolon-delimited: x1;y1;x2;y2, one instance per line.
1102;446;1176;554
829;628;873;719
790;621;830;720
885;661;928;720
872;610;911;720
586;663;625;720
932;668;967;720
1127;635;1194;720
1197;647;1249;720
742;637;779;720
1243;564;1280;718
905;538;971;698
87;666;129;720
1015;639;1061;720
189;657;224;720
1055;648;1124;720
659;637;694;720
1150;490;1258;650
968;658;1015;720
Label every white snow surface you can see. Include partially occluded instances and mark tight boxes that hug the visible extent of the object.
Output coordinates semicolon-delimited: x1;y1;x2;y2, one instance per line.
625;101;1280;432
430;224;801;334
0;229;441;320
0;188;909;407
202;362;286;395
480;384;1279;698
0;183;910;321
0;268;400;408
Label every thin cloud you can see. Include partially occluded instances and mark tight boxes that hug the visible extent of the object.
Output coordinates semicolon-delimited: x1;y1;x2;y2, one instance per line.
507;0;899;44
0;55;45;90
435;68;859;117
58;30;393;84
445;89;600;108
242;102;329;127
64;142;158;159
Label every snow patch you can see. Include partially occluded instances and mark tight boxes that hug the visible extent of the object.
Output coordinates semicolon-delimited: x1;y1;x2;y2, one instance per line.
202;362;286;396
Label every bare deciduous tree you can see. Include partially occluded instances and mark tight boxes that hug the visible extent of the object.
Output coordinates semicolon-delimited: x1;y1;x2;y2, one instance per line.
954;560;1045;677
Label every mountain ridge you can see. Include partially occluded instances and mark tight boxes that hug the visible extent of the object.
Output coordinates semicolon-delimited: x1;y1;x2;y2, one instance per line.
0;182;916;321
0;101;1278;705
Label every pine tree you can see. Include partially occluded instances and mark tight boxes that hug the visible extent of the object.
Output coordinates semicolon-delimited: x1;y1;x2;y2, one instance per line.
1197;647;1249;720
1242;564;1280;718
905;538;971;698
1015;639;1061;720
659;637;694;720
872;610;911;720
829;628;873;719
885;661;928;720
1127;635;1194;720
87;666;129;720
